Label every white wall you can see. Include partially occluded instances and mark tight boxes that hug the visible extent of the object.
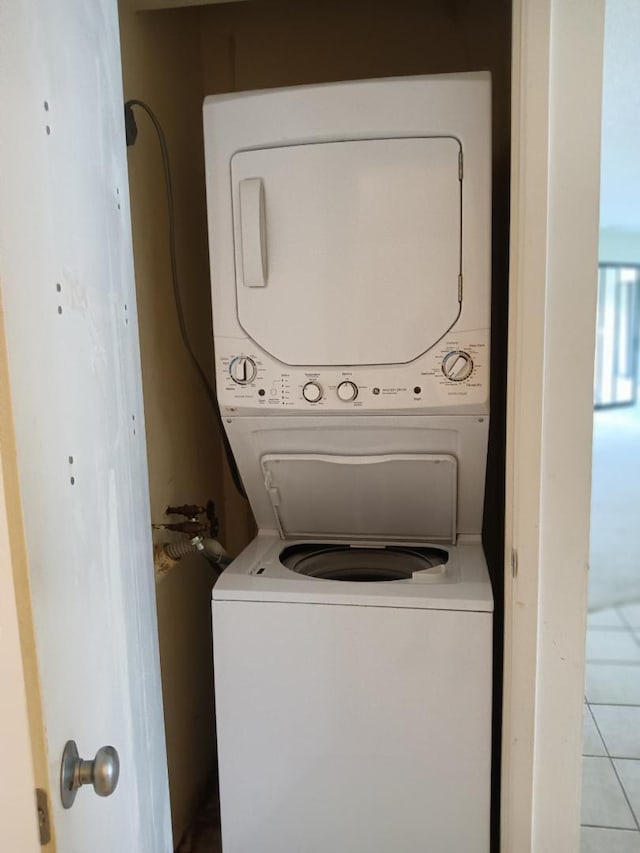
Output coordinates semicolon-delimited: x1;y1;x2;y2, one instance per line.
599;0;640;260
502;1;604;850
591;0;640;613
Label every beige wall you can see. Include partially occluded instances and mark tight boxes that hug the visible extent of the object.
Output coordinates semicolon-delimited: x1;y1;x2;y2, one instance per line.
0;302;53;852
119;4;225;534
118;4;231;844
599;227;640;264
155;553;217;844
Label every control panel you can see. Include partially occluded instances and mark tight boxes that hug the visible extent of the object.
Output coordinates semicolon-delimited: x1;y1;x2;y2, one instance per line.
216;329;489;414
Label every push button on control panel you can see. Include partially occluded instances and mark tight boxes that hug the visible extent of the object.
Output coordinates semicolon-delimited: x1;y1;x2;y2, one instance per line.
302;381;323;403
336;381;358;402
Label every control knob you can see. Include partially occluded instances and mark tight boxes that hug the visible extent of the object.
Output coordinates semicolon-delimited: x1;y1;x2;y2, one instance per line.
336;381;358;402
302;382;323;403
442;351;474;382
229;356;257;385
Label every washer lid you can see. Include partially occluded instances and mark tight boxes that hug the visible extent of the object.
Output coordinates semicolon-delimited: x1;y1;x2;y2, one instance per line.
261;453;457;542
231;137;462;366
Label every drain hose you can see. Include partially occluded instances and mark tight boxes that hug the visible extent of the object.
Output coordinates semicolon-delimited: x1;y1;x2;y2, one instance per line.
164;538;231;569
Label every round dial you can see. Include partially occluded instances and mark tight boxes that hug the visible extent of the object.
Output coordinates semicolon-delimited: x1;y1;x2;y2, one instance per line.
336;381;358;402
229;356;257;385
442;350;474;382
302;381;323;403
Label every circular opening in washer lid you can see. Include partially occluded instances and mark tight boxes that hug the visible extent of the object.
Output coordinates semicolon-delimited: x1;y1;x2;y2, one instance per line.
280;544;448;582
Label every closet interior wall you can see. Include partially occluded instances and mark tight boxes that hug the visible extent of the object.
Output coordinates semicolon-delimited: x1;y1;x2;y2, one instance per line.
119;0;511;847
118;3;231;845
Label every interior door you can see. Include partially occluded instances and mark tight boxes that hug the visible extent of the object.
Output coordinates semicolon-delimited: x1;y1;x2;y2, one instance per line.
0;2;172;852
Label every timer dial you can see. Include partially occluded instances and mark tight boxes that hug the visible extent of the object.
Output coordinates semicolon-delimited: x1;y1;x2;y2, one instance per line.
229;356;257;385
336;381;358;402
442;350;474;382
302;382;323;403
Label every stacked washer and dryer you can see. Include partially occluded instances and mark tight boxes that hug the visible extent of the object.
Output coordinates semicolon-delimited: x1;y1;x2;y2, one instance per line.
203;72;493;853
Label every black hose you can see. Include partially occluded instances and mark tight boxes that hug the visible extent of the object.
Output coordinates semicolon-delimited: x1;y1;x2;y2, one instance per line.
124;99;247;499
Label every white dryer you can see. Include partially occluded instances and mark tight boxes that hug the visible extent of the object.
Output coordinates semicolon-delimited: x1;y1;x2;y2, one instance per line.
204;72;493;853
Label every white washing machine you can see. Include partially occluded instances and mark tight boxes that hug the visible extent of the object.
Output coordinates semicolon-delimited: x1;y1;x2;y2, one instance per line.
204;72;493;853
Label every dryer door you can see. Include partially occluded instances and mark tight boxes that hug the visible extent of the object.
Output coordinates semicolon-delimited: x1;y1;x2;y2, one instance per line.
231;137;462;366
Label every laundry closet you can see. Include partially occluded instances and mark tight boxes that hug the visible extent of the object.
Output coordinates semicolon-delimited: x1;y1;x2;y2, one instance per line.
0;0;511;853
118;0;511;847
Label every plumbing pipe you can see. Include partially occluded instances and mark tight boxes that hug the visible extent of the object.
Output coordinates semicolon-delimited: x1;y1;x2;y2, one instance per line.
164;537;231;570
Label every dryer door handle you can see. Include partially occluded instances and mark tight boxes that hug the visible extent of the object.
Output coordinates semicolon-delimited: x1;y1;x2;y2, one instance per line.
239;177;268;288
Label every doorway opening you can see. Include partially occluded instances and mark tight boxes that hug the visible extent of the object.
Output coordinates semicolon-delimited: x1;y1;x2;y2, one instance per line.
580;2;640;848
581;268;640;849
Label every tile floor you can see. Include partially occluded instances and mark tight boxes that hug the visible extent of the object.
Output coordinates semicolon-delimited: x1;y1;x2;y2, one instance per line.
582;602;640;852
589;403;640;612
